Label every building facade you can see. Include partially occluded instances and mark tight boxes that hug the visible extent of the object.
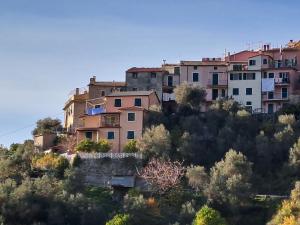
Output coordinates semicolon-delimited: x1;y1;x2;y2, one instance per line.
76;91;160;152
64;76;126;133
180;58;228;107
126;67;164;101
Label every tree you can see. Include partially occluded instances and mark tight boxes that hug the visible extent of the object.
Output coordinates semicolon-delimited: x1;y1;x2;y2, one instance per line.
206;149;252;206
186;166;209;192
138;158;185;194
289;138;300;170
174;83;206;108
137;124;171;158
32;117;62;136
123;140;139;153
106;214;131;225
193;205;227;225
268;181;300;225
61;135;77;153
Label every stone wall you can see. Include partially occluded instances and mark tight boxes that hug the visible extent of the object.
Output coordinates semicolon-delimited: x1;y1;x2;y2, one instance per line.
78;157;145;188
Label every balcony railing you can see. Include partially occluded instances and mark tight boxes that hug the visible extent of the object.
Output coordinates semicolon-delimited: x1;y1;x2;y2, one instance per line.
274;78;290;85
263;92;289;101
207;79;227;86
101;115;120;127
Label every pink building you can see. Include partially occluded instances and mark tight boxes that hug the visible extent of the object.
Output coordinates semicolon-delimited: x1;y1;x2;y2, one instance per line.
261;44;300;113
76;91;160;152
180;58;227;105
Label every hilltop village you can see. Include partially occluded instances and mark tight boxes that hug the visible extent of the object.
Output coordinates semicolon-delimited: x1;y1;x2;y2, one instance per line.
3;40;300;225
60;40;300;152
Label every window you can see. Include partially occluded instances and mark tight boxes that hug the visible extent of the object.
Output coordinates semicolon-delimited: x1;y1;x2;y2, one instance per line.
282;88;288;99
233;65;243;71
269;73;274;78
85;132;93;139
249;60;256;66
132;87;138;91
107;132;115;140
239;73;242;80
101;91;105;96
95;105;101;108
246;101;252;106
150;72;157;78
233;88;239;95
263;59;268;64
128;113;135;122
268;92;274;99
127;131;135;139
221;89;226;97
214;66;218;70
174;67;180;75
246;88;252;95
132;72;138;79
263;72;267;78
243;73;255;80
230;73;242;80
114;99;122;107
193;66;198;70
193;73;199;82
134;98;142;106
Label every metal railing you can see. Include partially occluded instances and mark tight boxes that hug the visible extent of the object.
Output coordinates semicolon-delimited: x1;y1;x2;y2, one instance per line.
207;79;227;86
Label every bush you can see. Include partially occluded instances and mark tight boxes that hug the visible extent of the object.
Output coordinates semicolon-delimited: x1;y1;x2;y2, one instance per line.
75;139;111;153
106;214;131;225
32;153;69;177
123;140;139;153
193;205;227;225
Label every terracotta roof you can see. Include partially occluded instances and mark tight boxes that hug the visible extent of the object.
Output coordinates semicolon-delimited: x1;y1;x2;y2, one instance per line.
180;61;227;66
126;67;163;73
248;53;273;59
118;106;145;111
107;91;155;97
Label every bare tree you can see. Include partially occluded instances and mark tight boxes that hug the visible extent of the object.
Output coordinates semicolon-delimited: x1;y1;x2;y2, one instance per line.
61;135;77;153
138;158;185;194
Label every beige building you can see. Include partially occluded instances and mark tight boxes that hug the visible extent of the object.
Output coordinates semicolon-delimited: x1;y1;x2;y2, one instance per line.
227;55;262;112
63;76;126;133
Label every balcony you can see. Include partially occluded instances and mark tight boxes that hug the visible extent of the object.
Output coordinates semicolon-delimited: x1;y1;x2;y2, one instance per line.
274;77;290;86
207;79;227;87
101;114;120;128
262;92;289;102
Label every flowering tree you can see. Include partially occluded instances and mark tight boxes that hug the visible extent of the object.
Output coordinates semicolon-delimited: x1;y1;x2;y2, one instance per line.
138;158;185;194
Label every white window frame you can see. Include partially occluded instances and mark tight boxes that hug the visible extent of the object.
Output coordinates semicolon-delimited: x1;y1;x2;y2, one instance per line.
127;112;136;122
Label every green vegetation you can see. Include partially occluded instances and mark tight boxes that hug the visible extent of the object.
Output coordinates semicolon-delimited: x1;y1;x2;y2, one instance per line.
123;140;138;153
32;117;62;136
193;205;227;225
75;139;111;152
4;84;300;224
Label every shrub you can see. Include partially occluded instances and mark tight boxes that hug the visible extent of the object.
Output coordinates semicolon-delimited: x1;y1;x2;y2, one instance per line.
123;140;138;153
193;205;227;225
106;214;131;225
278;114;296;125
32;153;69;177
75;139;111;153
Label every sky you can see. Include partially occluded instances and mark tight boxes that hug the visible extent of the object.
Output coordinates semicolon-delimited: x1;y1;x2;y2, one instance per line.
0;0;300;147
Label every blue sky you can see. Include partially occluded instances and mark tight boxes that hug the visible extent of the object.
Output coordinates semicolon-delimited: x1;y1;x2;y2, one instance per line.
0;0;300;147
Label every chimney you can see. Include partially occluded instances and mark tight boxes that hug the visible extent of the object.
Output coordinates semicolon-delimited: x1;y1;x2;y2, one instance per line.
90;76;96;84
75;88;79;96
